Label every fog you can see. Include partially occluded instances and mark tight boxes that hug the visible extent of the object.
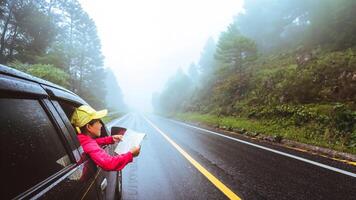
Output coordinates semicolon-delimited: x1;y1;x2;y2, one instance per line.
78;0;243;112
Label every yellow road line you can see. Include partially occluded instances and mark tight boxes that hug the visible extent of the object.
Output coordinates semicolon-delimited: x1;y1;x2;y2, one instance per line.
143;116;241;200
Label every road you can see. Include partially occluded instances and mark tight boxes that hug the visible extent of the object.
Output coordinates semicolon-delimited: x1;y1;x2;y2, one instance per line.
110;113;356;200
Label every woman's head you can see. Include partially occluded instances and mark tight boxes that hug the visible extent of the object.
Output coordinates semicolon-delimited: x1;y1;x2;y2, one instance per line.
80;118;102;137
70;105;107;137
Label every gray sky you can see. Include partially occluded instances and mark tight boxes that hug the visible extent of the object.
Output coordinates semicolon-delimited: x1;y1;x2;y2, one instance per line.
79;0;243;112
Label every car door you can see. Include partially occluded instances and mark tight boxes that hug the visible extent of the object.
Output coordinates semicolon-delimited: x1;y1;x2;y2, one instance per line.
0;77;100;199
50;99;120;200
40;98;102;200
98;120;120;200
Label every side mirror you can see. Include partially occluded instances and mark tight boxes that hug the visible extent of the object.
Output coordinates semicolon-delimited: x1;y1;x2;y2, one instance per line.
111;126;127;136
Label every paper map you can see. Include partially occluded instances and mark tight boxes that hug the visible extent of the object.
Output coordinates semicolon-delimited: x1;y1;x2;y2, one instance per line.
114;129;146;154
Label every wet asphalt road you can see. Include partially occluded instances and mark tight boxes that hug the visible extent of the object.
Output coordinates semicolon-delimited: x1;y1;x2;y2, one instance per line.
111;113;356;200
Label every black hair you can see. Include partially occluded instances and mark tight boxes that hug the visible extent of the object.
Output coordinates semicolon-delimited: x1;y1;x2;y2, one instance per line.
79;118;101;134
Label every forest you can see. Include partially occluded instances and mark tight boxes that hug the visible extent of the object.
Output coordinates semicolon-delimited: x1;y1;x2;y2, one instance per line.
0;0;126;111
1;0;355;153
153;0;356;153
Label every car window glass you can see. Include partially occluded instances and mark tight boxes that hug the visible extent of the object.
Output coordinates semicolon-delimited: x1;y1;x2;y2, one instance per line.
58;101;76;120
0;98;71;199
57;100;80;134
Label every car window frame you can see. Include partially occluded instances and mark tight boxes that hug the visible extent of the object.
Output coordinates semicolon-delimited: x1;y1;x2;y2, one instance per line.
0;71;106;199
0;95;79;199
0;89;89;199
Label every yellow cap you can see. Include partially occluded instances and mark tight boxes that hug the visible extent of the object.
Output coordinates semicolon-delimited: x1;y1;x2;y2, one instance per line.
70;105;107;128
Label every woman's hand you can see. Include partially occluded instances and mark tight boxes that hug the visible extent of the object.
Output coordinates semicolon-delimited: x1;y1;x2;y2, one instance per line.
130;146;140;157
112;135;123;142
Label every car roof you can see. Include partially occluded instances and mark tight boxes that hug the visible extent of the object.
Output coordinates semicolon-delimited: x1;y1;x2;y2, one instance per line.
0;64;87;105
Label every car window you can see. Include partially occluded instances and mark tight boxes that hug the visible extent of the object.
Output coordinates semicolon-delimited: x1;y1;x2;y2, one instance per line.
58;100;77;121
58;101;109;137
58;101;85;134
0;98;72;199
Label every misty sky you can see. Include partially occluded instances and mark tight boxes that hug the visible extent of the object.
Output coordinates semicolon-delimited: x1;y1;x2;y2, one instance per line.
78;0;243;112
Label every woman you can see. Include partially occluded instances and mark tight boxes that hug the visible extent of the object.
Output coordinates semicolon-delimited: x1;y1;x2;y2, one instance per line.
71;105;140;171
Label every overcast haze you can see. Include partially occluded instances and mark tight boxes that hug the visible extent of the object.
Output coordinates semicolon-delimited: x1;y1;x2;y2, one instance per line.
79;0;243;112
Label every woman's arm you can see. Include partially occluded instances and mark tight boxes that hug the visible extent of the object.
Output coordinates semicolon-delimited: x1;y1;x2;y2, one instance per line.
95;136;114;146
83;141;133;171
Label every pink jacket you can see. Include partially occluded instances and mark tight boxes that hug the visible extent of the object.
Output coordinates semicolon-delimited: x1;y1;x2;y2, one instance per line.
77;133;133;171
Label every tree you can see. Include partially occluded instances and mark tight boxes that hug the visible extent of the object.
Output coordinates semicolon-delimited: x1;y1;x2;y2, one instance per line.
235;0;310;53
49;0;107;108
303;0;356;49
156;68;193;114
9;61;69;87
0;0;56;63
105;68;127;112
1;0;108;108
215;23;257;74
188;62;199;85
199;37;216;75
235;0;356;52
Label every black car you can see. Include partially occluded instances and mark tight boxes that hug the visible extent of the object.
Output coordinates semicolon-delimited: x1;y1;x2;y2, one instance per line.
0;64;123;200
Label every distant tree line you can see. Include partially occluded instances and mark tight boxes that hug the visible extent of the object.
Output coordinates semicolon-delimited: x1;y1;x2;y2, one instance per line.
153;0;356;145
0;0;125;109
154;0;356;113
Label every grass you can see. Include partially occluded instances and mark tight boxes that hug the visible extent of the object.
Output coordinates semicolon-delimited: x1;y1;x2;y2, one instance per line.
174;112;356;154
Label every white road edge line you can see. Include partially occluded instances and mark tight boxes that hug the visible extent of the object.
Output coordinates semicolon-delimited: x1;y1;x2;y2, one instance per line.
167;118;356;178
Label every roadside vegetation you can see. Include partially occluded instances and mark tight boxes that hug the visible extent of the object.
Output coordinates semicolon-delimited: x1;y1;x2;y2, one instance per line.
153;0;356;153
